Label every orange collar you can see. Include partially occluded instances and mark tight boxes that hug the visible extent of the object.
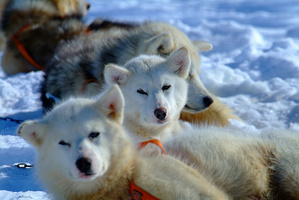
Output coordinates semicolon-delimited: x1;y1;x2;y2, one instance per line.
129;139;166;200
129;181;160;200
10;25;44;71
138;139;167;155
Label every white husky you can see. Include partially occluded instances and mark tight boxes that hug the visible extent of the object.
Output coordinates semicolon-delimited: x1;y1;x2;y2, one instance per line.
104;47;191;141
163;126;299;199
41;22;214;114
18;85;229;200
18;85;299;199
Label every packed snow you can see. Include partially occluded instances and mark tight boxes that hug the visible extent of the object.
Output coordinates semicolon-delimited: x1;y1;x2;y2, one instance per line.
0;0;298;199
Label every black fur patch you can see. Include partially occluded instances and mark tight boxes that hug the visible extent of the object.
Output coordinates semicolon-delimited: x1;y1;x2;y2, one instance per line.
1;1;13;31
88;19;136;31
40;74;56;114
98;46;118;66
79;59;98;81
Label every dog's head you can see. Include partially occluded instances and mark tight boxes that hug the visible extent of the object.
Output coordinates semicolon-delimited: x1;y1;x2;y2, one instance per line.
137;22;214;113
18;85;130;194
105;47;190;130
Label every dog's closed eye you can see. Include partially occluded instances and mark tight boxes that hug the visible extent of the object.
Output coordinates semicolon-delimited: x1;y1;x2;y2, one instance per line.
89;132;100;140
59;140;71;147
162;85;171;92
137;89;148;96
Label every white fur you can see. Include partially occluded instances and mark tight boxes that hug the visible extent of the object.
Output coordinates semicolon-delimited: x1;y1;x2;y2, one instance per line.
18;85;229;200
163;126;299;199
43;22;214;113
18;86;127;199
104;47;190;141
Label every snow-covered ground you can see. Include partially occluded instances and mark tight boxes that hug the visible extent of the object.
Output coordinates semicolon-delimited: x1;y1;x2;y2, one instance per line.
0;0;298;199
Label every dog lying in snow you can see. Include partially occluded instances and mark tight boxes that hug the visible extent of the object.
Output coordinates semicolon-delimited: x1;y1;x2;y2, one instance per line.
18;85;229;200
0;0;133;75
18;84;299;199
20;51;299;199
41;21;214;114
41;20;239;127
104;49;299;199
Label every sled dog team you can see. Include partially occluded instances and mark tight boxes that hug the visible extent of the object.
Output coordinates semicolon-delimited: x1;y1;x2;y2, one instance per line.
1;0;298;199
19;47;299;200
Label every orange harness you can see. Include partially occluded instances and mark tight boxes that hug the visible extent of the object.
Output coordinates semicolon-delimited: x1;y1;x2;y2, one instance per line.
129;181;160;200
10;25;44;71
129;139;166;200
10;24;93;72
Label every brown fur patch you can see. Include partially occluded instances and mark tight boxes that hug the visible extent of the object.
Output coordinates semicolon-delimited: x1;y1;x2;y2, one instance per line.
180;96;240;126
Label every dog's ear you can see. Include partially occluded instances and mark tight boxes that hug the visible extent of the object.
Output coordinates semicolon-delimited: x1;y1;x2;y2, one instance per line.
104;64;130;85
96;85;124;124
166;47;191;79
192;40;213;52
145;32;174;55
17;120;46;148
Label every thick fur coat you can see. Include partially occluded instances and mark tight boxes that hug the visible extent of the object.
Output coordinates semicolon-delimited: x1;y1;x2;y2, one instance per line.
104;47;191;141
41;20;239;126
41;21;214;114
18;85;299;199
163;126;299;199
18;85;229;200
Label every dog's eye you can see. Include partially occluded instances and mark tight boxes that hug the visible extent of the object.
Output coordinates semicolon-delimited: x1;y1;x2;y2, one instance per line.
89;132;100;140
59;140;71;147
162;85;171;91
137;89;148;96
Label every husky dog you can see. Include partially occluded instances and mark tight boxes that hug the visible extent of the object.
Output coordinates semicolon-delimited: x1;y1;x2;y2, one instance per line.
18;85;229;200
163;126;299;199
104;47;190;141
103;49;299;199
18;84;299;199
0;0;91;75
41;21;215;115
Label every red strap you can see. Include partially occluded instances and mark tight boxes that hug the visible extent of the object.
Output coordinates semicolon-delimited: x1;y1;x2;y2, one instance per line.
85;26;92;35
130;139;165;199
10;23;92;72
138;139;167;155
10;25;44;71
129;181;160;200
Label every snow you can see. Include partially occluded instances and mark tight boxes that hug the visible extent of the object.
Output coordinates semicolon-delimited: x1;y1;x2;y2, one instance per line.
0;0;298;199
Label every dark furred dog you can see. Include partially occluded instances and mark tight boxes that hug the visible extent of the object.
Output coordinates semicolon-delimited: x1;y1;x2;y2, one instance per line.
0;0;90;75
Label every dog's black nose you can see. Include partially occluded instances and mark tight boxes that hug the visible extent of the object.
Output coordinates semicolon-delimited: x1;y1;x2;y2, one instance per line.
85;2;91;10
203;96;213;108
76;157;92;174
154;108;167;120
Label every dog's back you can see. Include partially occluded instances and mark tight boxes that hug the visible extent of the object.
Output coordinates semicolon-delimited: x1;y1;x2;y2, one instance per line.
164;126;299;199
